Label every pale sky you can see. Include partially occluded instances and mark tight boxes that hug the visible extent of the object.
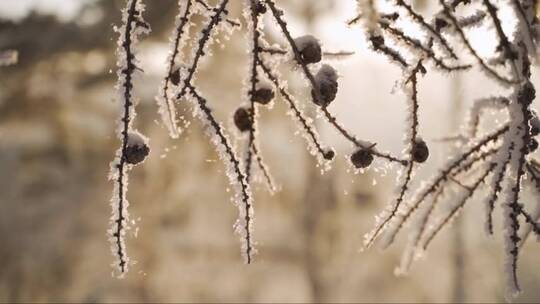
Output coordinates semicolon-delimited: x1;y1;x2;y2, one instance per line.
0;0;93;21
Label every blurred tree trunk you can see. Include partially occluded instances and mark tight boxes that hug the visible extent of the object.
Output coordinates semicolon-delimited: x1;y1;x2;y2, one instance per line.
450;74;466;303
301;168;338;302
297;2;337;302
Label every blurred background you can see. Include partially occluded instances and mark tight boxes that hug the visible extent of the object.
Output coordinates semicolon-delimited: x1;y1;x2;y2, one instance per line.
1;0;540;302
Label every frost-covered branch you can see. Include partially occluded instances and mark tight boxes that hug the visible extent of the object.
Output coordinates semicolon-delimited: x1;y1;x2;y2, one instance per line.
187;86;255;263
395;0;458;60
258;57;333;165
157;0;257;263
175;0;233;102
352;0;540;297
364;61;427;249
438;0;516;85
104;0;540;295
109;0;151;277
265;0;405;168
241;0;272;188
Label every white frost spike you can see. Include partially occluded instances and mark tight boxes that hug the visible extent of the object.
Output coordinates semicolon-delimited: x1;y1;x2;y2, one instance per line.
108;0;150;277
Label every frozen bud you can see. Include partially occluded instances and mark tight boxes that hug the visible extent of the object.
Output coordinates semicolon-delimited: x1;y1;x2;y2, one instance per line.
323;148;335;161
381;13;399;21
369;35;385;48
351;148;373;169
518;82;535;105
312;64;339;107
528;138;538;153
125;131;150;165
412;138;429;163
435;17;448;31
294;35;322;65
252;82;274;105
234;107;252;132
170;67;181;86
254;0;266;14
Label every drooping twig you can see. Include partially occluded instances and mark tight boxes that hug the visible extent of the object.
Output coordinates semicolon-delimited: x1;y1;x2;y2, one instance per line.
162;0;255;263
395;0;459;60
365;62;426;249
109;0;151;276
258;57;331;163
175;0;232;102
187;86;255;264
156;0;193;138
421;163;496;250
244;0;263;185
378;18;470;71
374;125;508;248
